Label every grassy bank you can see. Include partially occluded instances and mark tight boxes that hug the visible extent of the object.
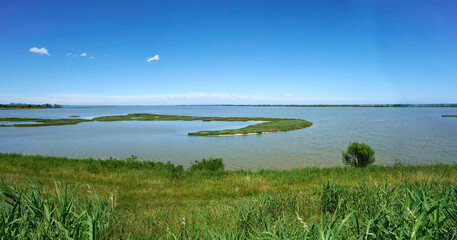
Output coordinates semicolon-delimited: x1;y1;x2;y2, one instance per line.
1;153;457;239
0;113;313;136
442;115;457;118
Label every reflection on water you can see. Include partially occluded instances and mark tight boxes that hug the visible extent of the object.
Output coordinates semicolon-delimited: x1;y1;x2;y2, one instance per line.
0;121;39;125
0;106;457;169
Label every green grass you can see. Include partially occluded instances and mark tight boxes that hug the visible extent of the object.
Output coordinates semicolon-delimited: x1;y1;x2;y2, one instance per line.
1;153;457;239
442;115;457;118
0;113;313;136
0;180;113;239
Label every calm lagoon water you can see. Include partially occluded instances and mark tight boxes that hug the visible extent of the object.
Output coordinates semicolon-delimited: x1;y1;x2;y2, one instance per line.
1;106;456;169
0;121;38;125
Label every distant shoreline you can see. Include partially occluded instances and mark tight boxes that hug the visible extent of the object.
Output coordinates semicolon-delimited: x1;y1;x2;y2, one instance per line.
2;104;456;109
0;106;92;110
67;103;457;107
0;103;63;110
204;104;457;108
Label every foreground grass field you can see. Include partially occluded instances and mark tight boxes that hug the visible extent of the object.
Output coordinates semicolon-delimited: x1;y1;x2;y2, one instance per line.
0;113;312;136
1;153;457;239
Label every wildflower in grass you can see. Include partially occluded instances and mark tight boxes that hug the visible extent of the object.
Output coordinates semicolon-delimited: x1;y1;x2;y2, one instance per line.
109;195;114;208
296;212;308;229
407;207;416;218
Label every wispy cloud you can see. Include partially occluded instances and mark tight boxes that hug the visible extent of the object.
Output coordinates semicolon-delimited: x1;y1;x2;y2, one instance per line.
0;93;371;105
67;52;94;59
29;47;49;55
147;54;159;62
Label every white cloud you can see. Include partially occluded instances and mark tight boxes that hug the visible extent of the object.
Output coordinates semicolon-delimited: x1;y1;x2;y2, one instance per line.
29;47;49;55
147;54;159;62
286;94;294;97
67;52;94;58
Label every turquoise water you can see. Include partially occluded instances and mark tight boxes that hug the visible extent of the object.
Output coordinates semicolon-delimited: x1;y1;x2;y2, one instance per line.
1;106;456;169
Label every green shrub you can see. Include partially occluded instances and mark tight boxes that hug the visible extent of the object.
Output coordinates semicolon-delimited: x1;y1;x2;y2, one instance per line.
170;165;184;179
189;158;224;172
125;154;138;163
342;142;375;167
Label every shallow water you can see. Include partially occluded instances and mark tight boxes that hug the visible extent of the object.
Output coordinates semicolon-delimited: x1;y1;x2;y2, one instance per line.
0;121;39;125
1;106;456;169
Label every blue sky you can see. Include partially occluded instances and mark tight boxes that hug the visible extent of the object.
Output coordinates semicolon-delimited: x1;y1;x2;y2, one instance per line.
0;0;456;104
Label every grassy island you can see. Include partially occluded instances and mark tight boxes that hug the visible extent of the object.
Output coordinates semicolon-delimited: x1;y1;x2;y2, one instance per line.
1;153;457;239
0;113;313;136
442;115;457;118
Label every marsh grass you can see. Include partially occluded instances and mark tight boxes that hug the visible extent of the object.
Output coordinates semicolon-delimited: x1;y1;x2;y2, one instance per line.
0;113;313;136
1;153;457;239
0;118;90;127
167;182;457;239
0;179;114;239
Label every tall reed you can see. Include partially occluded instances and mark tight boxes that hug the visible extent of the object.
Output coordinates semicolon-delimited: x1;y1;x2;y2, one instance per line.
0;180;114;239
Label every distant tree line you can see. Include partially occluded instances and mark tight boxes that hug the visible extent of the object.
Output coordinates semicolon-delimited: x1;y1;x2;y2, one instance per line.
0;103;62;109
213;104;457;107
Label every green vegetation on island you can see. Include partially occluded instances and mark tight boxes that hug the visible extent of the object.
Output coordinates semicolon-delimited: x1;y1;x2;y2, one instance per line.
442;115;457;118
1;153;457;239
0;113;313;136
0;103;62;109
0;118;90;127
